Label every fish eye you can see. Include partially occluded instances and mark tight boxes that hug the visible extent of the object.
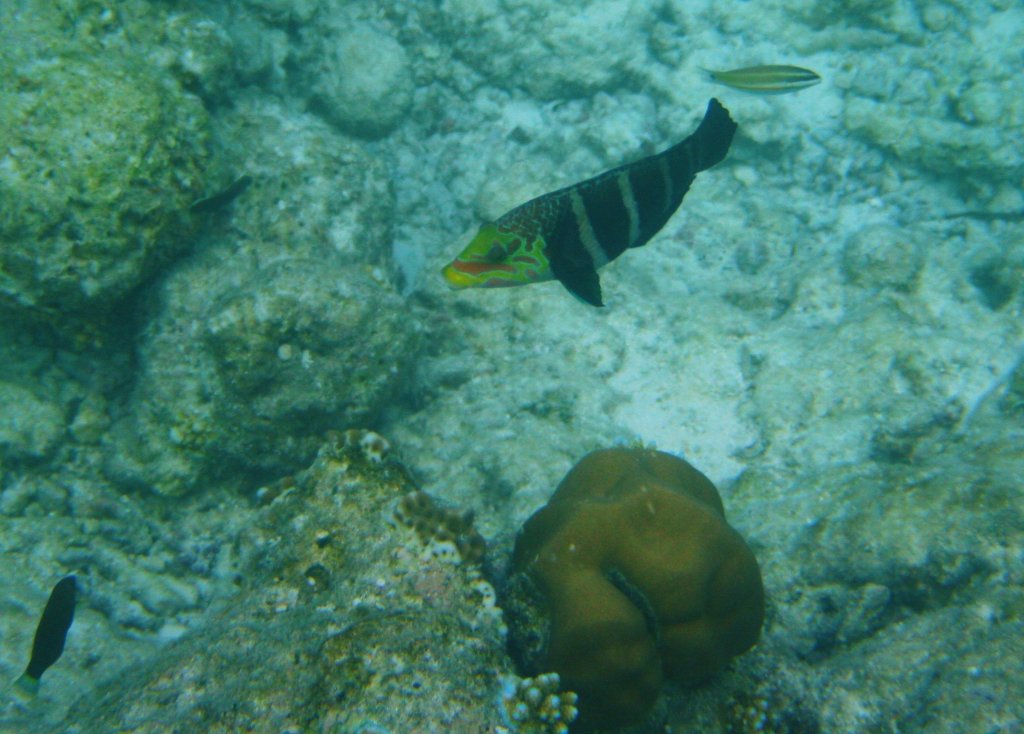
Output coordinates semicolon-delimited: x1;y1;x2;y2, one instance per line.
484;243;505;261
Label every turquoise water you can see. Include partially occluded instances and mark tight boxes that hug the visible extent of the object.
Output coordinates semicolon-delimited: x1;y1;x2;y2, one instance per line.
1;0;1021;732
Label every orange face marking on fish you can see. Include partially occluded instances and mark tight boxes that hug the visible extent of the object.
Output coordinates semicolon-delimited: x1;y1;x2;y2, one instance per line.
449;259;518;276
442;223;552;290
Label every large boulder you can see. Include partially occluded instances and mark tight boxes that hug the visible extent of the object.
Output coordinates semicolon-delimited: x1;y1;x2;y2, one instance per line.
0;39;212;321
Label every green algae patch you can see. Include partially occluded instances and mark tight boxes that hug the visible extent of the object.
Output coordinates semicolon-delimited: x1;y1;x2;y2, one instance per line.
0;51;211;319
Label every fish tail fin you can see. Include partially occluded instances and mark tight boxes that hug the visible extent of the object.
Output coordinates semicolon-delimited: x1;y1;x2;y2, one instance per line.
13;673;40;700
689;98;738;172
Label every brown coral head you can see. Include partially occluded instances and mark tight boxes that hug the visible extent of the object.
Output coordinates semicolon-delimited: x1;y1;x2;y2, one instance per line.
509;448;764;729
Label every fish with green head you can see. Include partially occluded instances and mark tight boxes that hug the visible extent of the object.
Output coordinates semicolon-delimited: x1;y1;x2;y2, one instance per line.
442;98;737;307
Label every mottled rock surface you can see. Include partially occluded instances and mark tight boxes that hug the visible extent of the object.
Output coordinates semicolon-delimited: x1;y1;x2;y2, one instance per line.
310;22;414;138
0;2;213;324
209;96;397;270
437;0;658;98
55;433;512;733
105;252;420;497
102;96;415;498
0;382;65;463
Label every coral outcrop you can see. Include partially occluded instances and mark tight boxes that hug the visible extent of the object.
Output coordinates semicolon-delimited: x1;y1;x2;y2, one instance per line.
0;6;213;325
309;22;413;138
504;448;764;729
395;488;487;565
102;97;416;497
55;431;512;732
104;255;420;497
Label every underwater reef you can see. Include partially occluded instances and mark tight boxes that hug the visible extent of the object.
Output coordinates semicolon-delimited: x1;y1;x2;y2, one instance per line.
0;4;216;334
1;0;1022;732
41;432;514;732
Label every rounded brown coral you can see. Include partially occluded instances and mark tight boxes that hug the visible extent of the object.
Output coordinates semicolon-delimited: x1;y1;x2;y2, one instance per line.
507;448;764;729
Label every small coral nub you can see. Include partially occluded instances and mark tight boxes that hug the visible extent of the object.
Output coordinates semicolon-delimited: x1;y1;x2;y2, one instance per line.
499;673;579;733
394;491;486;564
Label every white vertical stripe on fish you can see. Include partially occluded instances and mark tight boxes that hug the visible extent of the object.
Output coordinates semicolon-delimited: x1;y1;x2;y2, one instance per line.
570;190;609;268
616;172;640;246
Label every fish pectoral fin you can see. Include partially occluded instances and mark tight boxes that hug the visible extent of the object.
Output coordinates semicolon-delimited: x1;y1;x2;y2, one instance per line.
546;217;606;307
549;256;604;307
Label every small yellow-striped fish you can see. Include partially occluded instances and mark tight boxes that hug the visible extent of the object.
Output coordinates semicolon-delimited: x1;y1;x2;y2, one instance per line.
705;65;821;94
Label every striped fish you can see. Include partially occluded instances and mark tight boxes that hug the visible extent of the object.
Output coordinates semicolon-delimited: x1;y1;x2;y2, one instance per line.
705;65;821;94
442;98;737;306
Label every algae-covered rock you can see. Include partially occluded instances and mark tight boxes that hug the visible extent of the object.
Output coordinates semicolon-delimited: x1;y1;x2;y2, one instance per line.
310;23;414;138
106;255;421;497
157;12;236;102
210;96;396;269
1005;358;1024;416
0;50;211;320
0;381;65;462
99;93;409;498
967;250;1022;312
57;433;511;732
244;0;321;25
779;0;915;36
726;381;1024;732
743;299;1007;469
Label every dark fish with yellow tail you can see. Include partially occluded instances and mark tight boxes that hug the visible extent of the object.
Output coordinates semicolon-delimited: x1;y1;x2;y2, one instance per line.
14;575;76;697
189;173;253;213
705;65;821;94
442;98;737;306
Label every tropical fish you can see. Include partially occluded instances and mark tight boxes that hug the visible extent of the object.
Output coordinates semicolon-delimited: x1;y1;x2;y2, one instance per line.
705;65;821;94
14;575;76;697
189;173;253;213
442;98;737;306
941;209;1024;222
